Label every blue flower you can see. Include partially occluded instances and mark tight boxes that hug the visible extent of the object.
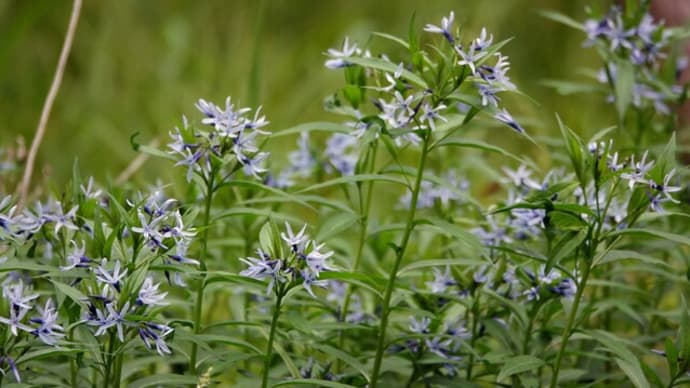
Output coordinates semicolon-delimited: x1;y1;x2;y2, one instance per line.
424;11;455;43
494;108;525;134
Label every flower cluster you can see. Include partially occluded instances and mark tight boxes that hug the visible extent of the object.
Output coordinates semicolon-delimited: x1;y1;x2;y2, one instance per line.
390;315;471;376
398;170;469;209
168;98;270;182
583;6;684;116
128;190;198;285
240;222;334;297
425;12;523;133
270;131;360;188
321;11;525;152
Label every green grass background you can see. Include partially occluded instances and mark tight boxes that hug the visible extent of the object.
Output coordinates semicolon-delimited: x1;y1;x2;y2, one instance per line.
0;1;612;187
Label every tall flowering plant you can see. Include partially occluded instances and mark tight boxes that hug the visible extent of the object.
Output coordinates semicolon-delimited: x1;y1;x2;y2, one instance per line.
0;4;688;388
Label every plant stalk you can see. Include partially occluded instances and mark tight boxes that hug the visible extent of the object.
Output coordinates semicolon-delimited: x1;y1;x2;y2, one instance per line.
261;291;284;388
370;134;430;387
549;260;592;388
190;174;215;374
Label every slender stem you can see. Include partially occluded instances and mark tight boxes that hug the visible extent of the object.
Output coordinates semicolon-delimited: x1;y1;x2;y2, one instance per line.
549;261;592;388
190;174;215;374
70;356;78;387
69;326;78;387
466;297;479;381
339;142;378;327
261;291;284;388
523;301;543;354
113;351;123;388
102;333;115;388
335;141;378;371
370;134;431;387
17;0;82;206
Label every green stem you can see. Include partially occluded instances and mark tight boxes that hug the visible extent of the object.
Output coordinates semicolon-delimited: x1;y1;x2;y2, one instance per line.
71;357;78;387
522;301;544;355
113;351;123;388
370;134;431;387
549;261;592;388
466;297;479;381
190;174;215;374
261;291;284;388
339;142;378;330
102;333;115;388
69;327;78;387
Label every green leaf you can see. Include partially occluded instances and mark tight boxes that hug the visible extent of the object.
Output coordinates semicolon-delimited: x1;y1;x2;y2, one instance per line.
548;229;587;269
433;137;536;168
585;330;638;364
539;10;584;30
415;217;483;255
182;332;263;355
273;379;356;388
50;280;87;305
615;358;650;388
593;249;674;268
221;179;314;210
0;260;54;273
606;228;690;246
680;295;690;363
320;271;383;298
139;144;176;161
556;114;586;186
398;258;487;276
372;32;409;49
340;56;427;88
212;207;300;224
541;79;605;95
16;347;81;364
297;174;410;193
343;84;363;108
311;343;370;382
408;12;418;53
273;121;351;138
204;272;266;291
316;212;358;242
664;337;679;378
128;374;199;388
496;355;545;381
256;326;301;378
614;58;634;121
482;289;527;326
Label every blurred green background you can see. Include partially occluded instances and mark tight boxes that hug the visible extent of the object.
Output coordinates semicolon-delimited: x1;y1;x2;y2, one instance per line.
0;0;612;187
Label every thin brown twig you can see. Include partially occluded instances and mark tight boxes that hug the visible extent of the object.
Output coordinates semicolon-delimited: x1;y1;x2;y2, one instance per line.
17;0;83;206
115;138;159;184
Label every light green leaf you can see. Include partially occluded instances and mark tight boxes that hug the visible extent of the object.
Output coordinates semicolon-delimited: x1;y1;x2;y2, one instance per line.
615;358;650;388
129;374;199;388
320;271;383;298
273;379;356;388
548;229;587;269
372;32;409;49
311;343;370;382
273;122;351;137
50;280;87;305
496;355;545;381
398;258;487;276
340;56;427;88
139;144;176;161
433;137;536;168
606;228;690;246
613;59;634;121
297;174;410;193
539;10;584;30
593;249;674;268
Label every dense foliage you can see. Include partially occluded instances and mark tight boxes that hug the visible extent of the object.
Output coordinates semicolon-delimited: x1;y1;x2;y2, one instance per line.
1;3;689;387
